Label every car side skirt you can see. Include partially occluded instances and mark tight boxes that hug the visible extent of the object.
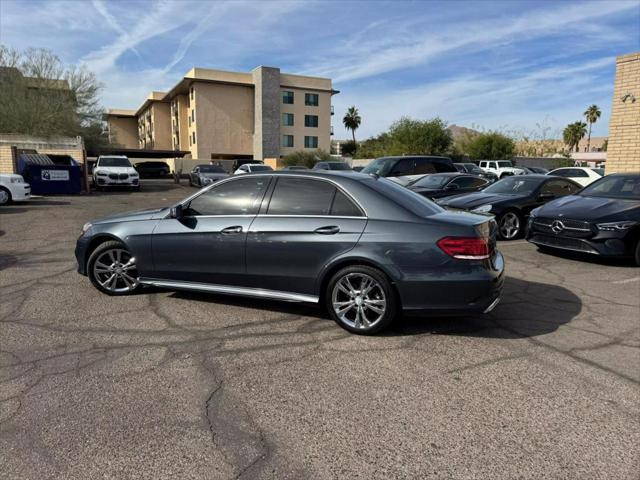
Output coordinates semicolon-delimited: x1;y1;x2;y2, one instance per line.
138;278;319;303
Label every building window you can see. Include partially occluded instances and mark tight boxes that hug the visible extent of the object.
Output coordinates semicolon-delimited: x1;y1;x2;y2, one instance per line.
305;115;318;127
282;113;294;126
305;93;319;106
282;135;294;148
192;131;196;144
282;91;294;104
188;116;191;127
304;136;318;148
191;109;195;122
190;86;194;100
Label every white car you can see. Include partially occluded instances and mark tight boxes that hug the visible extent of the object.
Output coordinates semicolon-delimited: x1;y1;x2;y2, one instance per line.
0;173;31;205
233;163;274;175
478;160;526;179
93;155;140;190
547;167;603;187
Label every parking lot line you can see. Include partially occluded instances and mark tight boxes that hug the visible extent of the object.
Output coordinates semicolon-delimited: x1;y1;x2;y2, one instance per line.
613;276;640;284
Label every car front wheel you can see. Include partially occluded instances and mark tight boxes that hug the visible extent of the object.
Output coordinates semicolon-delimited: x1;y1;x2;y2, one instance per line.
498;211;522;240
87;240;140;295
326;265;397;334
0;187;11;205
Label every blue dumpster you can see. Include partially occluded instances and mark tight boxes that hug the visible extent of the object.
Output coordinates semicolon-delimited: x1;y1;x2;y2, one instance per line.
18;154;82;195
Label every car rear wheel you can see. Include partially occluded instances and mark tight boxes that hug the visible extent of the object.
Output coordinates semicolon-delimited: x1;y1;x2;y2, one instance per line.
326;266;397;334
498;211;521;240
87;240;140;295
0;187;11;205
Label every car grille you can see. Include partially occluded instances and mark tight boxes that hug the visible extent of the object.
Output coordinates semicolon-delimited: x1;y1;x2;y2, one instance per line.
532;217;593;238
530;234;597;254
108;173;129;180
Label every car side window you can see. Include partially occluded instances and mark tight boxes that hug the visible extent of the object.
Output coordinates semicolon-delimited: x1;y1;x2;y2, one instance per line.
573;169;588;177
413;159;437;175
331;190;363;217
186;177;269;216
471;177;488;188
268;178;335;215
450;176;476;188
489;162;497;169
541;179;579;196
390;158;415;176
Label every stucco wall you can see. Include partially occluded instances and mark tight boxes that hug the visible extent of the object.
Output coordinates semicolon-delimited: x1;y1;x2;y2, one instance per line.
279;87;332;155
607;52;640;173
0;134;84;174
108;116;137;149
151;103;172;150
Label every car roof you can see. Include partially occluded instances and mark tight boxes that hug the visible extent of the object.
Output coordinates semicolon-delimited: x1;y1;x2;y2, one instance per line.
376;155;450;160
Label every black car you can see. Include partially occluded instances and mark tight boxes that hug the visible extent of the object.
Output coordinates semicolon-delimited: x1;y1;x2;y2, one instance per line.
313;161;352;171
407;173;489;199
522;166;549;174
75;171;504;335
134;161;171;178
527;173;640;265
454;162;498;183
438;175;582;240
189;164;229;187
362;156;456;185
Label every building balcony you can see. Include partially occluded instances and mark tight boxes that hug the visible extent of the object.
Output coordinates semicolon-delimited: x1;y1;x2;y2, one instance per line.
330;126;334;136
331;105;334;115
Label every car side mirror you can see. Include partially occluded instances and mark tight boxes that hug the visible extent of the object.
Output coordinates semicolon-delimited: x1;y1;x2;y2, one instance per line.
445;183;459;190
538;192;555;201
170;204;183;219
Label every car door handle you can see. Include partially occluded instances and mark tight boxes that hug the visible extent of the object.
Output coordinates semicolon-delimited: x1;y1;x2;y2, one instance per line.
314;225;340;235
221;225;243;234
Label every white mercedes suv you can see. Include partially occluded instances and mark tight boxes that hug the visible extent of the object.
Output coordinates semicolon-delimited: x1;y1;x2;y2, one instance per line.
93;156;140;190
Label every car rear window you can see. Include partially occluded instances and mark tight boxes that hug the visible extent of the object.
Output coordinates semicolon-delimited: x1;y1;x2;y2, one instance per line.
364;177;442;216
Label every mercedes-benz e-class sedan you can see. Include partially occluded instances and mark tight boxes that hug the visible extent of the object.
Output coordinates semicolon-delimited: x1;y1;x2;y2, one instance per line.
75;171;504;334
527;173;640;265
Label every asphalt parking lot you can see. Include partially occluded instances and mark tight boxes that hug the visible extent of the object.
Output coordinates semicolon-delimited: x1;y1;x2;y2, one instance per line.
1;180;639;479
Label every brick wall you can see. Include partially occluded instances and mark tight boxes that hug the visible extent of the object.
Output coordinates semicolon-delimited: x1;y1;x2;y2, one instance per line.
0;134;85;174
606;52;640;174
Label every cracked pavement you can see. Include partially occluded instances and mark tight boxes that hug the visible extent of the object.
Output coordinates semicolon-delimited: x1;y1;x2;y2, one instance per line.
1;181;639;479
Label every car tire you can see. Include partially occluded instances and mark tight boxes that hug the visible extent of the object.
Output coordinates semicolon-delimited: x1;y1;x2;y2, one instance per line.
0;187;12;205
497;210;522;240
325;265;397;335
87;240;141;296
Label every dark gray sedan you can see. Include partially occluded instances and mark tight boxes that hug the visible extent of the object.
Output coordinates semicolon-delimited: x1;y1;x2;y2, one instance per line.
189;164;229;187
75;171;504;334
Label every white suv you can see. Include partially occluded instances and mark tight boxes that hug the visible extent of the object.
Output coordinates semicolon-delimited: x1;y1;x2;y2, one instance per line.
0;174;31;205
93;156;139;190
478;160;525;179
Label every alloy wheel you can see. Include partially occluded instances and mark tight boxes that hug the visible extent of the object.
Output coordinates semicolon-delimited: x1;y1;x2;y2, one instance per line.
499;212;520;239
92;248;139;293
331;273;387;330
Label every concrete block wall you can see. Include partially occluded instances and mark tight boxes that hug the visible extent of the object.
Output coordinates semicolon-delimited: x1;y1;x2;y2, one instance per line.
607;52;640;173
0;134;85;174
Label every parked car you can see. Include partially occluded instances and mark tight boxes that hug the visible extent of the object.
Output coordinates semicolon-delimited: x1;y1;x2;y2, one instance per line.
438;175;581;240
134;161;170;178
352;166;365;172
75;171;504;335
527;173;640;265
283;165;308;171
234;163;274;175
407;173;489;200
361;156;456;185
312;161;352;171
93;155;139;190
189;164;229;187
478;160;525;179
519;166;549;174
0;173;31;205
454;162;498;182
547;167;603;187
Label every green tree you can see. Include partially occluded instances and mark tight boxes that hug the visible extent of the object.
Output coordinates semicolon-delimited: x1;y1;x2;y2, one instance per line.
562;121;587;152
465;132;516;160
282;149;332;168
342;106;361;143
386;117;452;156
583;104;601;152
340;140;357;157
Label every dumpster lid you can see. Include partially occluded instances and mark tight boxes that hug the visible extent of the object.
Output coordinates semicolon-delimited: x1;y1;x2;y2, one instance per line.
19;154;55;166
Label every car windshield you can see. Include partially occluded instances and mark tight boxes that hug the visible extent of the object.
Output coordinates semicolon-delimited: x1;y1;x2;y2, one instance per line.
99;157;131;167
410;175;450;188
199;165;225;173
591;168;605;176
580;175;640;200
329;163;351;171
483;176;540;195
250;165;272;171
497;161;514;168
361;158;396;176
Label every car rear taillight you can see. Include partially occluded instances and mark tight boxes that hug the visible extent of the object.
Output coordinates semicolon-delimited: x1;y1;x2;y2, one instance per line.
437;237;491;260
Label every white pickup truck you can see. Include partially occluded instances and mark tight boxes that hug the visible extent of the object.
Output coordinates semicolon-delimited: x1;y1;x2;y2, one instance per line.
478;160;525;179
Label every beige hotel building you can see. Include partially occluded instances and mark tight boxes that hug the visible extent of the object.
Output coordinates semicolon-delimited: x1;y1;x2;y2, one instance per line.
105;66;337;161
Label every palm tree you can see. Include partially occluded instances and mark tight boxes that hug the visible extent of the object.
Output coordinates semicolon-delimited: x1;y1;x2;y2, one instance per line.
342;106;361;143
562;121;587;153
583;105;601;152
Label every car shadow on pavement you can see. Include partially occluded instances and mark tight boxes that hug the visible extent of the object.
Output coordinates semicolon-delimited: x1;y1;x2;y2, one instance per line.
164;275;580;340
535;246;636;268
24;199;71;206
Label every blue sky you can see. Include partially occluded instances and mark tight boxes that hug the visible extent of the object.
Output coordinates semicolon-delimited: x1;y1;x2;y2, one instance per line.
1;0;639;139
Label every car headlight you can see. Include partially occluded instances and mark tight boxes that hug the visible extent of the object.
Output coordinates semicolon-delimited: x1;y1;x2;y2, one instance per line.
95;170;107;176
471;204;493;213
202;177;212;184
10;176;24;183
80;222;92;235
597;221;637;231
130;172;139;177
